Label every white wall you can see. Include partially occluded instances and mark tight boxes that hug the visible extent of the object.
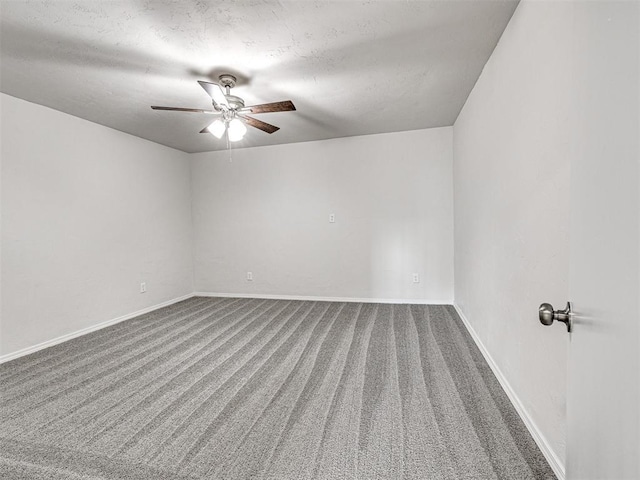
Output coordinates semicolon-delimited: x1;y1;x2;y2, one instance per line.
1;93;193;356
191;128;453;302
453;0;572;473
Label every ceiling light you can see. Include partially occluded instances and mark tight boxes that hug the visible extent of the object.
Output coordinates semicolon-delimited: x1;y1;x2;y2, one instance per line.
227;118;247;142
207;119;226;139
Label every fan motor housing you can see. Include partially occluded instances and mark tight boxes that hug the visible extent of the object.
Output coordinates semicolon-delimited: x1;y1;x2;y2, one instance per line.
225;94;245;110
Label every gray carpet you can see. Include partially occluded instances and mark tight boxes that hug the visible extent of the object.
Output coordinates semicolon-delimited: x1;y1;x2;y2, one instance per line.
0;297;556;479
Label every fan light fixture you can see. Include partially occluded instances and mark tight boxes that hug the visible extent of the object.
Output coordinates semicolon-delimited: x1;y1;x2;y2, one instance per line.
228;118;247;142
207;119;226;139
206;117;247;142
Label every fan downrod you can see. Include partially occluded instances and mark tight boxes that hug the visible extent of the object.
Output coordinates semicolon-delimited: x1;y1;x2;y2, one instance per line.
217;74;244;109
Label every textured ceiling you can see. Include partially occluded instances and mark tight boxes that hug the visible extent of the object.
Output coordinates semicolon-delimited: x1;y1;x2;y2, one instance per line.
0;1;518;153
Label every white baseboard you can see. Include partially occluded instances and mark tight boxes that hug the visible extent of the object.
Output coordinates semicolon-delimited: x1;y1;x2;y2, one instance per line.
194;291;452;305
0;293;195;364
453;304;565;480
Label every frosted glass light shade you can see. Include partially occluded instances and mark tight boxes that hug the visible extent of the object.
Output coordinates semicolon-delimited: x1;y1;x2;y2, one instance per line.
207;119;226;139
227;118;247;142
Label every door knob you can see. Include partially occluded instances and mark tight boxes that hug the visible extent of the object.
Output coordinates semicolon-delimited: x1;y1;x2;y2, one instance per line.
539;302;572;333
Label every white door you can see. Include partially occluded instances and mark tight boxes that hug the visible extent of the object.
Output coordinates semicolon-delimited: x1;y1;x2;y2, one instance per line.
566;1;639;479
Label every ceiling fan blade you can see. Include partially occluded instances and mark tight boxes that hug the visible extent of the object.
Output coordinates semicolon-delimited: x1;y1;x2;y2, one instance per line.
151;106;219;114
244;100;296;114
197;81;229;109
238;114;280;134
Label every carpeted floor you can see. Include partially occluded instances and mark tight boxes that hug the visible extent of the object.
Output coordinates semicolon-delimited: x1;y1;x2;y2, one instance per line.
0;297;556;479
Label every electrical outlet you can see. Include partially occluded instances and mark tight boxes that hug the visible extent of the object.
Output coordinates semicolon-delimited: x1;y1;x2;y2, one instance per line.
247;272;253;281
140;282;147;293
412;273;420;284
329;213;335;223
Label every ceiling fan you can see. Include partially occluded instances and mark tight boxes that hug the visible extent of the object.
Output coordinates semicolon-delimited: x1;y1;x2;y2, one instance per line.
151;74;296;142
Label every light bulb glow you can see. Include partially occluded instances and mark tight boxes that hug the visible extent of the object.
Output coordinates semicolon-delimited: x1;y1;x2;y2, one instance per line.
227;118;247;142
207;119;226;139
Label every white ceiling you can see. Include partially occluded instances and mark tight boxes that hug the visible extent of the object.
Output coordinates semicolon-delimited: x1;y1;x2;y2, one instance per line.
0;1;517;153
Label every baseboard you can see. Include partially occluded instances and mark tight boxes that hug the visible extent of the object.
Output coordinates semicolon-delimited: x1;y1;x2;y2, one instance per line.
453;304;565;480
194;291;452;305
0;293;195;364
